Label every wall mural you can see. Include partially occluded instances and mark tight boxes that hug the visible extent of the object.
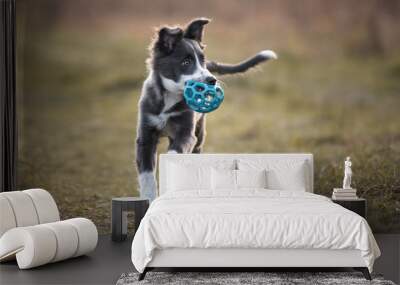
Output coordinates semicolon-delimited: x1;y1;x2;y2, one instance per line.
17;0;399;234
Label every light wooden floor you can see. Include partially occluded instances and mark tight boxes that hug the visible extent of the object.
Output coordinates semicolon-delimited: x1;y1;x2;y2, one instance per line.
0;234;398;285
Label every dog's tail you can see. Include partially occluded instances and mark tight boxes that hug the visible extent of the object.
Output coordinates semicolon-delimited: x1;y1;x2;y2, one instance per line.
206;50;277;75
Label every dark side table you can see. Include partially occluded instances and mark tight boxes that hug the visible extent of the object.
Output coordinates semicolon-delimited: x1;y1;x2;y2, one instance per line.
332;198;367;218
111;197;149;242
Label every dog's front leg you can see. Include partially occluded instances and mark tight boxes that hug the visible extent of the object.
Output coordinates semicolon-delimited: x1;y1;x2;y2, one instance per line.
136;127;159;202
168;113;197;154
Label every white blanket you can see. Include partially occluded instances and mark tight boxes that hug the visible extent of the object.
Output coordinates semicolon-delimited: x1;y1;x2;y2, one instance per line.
131;190;380;272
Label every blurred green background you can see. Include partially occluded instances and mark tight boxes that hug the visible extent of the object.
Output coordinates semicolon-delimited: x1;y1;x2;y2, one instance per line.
16;0;399;233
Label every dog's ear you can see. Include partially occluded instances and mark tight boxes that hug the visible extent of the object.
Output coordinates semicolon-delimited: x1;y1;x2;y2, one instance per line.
155;27;183;54
184;18;210;43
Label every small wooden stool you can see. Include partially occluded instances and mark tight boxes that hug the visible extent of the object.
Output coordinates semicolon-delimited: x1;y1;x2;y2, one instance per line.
111;197;149;242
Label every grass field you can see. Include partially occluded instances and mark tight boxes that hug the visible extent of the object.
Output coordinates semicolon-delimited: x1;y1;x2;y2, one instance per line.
17;14;400;234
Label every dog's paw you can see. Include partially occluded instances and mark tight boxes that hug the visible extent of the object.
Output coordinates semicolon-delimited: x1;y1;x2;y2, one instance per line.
258;50;278;60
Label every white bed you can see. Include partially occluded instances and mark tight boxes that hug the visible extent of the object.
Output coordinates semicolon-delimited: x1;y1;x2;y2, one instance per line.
131;154;380;280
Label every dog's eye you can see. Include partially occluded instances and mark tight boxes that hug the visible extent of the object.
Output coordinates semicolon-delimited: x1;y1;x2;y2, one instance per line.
181;58;192;66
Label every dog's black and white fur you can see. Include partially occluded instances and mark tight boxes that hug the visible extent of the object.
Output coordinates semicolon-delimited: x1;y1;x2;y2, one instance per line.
136;18;277;201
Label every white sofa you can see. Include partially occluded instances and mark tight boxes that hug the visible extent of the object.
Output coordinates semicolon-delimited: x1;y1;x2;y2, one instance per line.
0;189;98;269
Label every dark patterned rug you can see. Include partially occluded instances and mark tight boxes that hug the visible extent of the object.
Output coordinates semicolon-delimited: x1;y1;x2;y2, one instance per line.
116;272;396;285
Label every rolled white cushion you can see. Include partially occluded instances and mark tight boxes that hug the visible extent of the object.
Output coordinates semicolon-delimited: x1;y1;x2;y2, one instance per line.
42;221;79;262
0;188;97;269
0;226;57;269
0;218;97;269
0;191;39;227
23;189;60;223
0;196;17;237
63;218;98;257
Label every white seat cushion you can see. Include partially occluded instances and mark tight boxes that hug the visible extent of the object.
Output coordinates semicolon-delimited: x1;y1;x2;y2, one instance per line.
0;218;97;269
0;225;57;268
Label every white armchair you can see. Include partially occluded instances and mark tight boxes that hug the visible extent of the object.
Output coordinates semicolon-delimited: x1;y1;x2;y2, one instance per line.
0;189;98;269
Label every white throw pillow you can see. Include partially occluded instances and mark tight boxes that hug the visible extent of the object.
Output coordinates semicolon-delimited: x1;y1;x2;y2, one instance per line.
266;166;306;191
167;163;212;191
211;168;236;190
238;159;308;191
236;169;267;189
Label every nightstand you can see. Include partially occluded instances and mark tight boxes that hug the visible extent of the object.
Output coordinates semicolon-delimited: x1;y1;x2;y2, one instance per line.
111;197;149;242
332;198;367;218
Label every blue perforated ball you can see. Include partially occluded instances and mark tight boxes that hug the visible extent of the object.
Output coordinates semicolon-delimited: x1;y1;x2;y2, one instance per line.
183;80;224;113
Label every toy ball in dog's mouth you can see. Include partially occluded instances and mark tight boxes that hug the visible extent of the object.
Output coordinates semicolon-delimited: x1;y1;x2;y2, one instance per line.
183;80;224;113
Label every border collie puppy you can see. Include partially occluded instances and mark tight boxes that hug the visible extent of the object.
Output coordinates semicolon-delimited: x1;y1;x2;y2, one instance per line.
136;18;277;201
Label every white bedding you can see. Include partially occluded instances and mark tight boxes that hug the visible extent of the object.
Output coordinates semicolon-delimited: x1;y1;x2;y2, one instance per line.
131;190;380;273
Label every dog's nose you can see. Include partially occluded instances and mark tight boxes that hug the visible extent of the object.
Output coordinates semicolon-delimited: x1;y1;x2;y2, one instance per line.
205;76;217;85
